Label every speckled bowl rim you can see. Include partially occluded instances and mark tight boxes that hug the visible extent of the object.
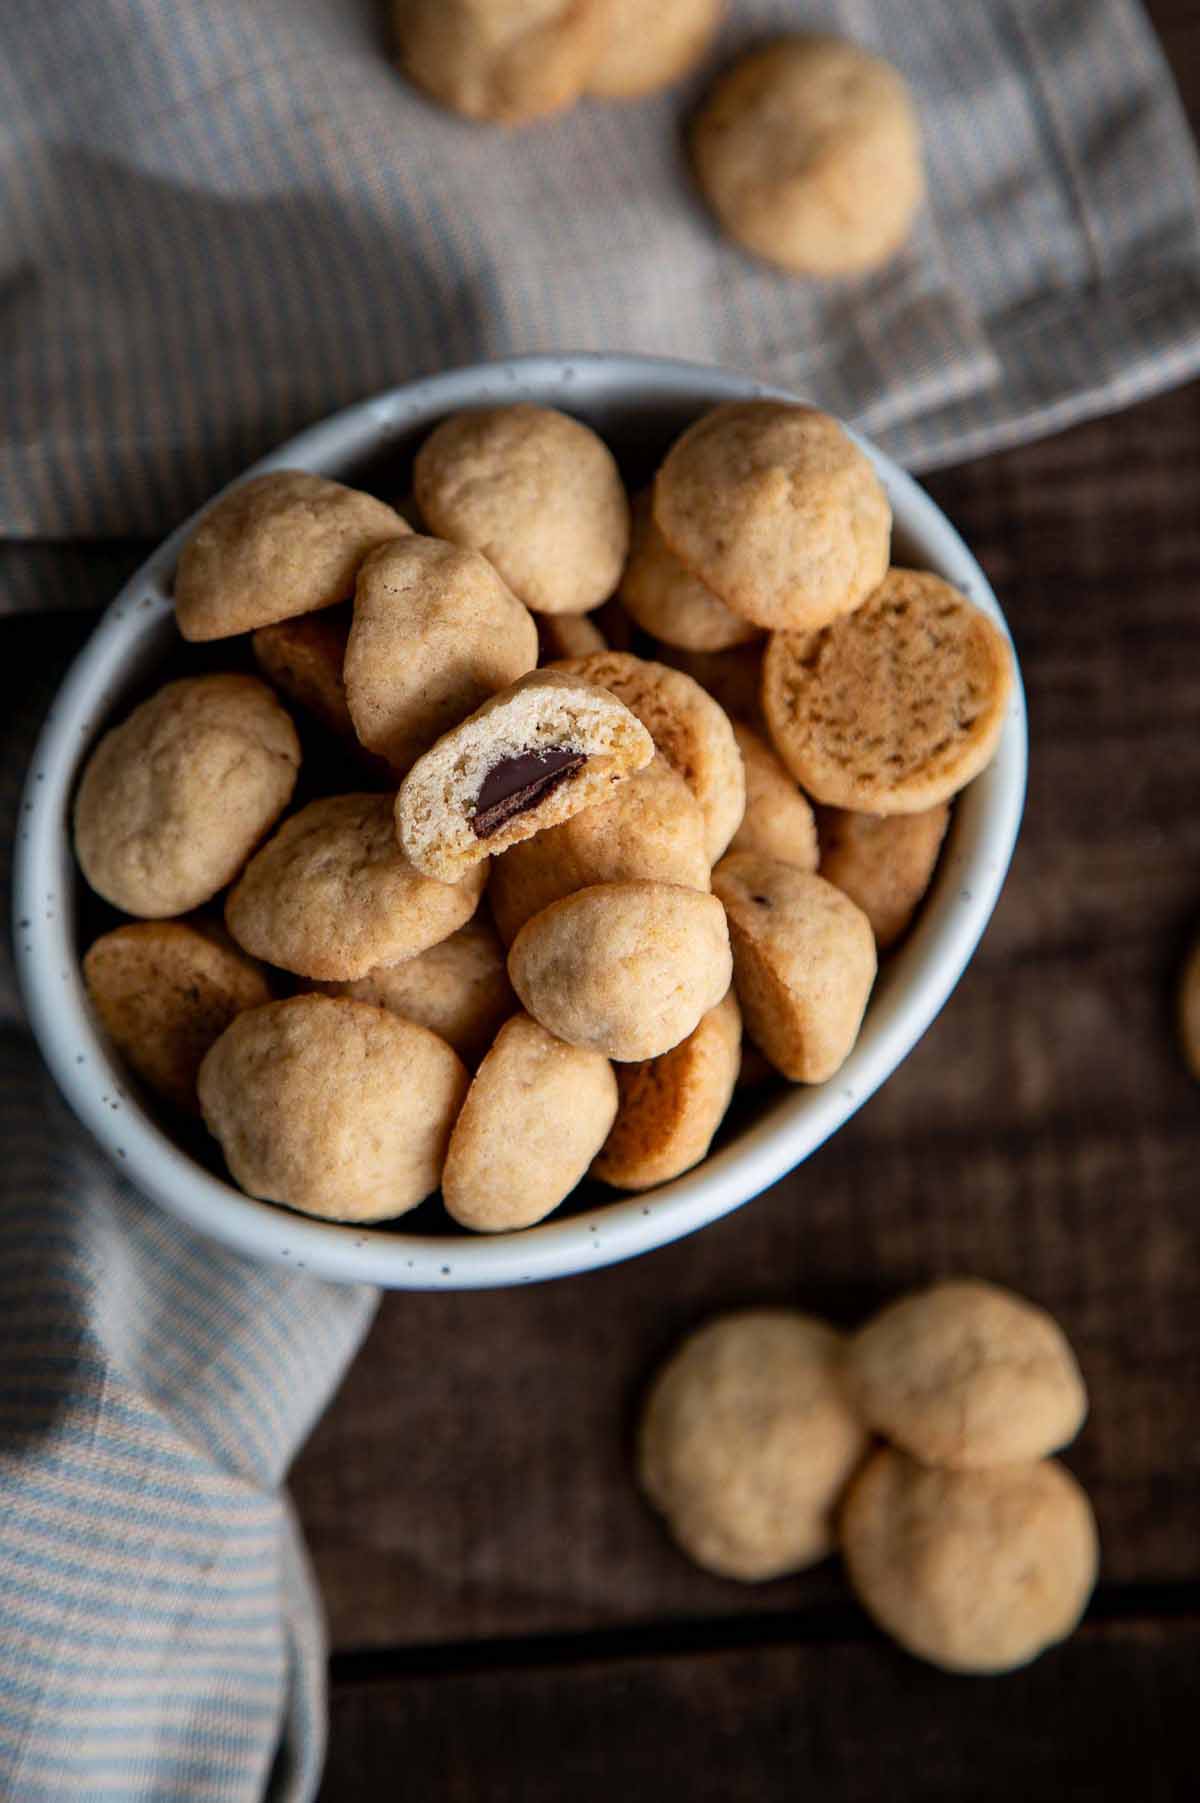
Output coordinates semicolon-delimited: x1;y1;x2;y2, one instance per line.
13;353;1026;1290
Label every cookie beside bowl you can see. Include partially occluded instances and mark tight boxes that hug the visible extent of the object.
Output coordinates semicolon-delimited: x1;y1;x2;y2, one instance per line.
13;354;1026;1290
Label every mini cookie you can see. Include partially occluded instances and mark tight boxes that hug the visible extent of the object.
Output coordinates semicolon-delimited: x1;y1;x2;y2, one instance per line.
318;918;516;1066
508;881;732;1061
727;722;818;869
74;675;300;918
592;989;741;1190
847;1279;1088;1470
536;610;607;661
588;0;723;100
225;793;486;981
690;36;924;276
656;640;764;726
395;0;612;125
818;803;949;950
395;669;654;882
488;754;709;946
253;607;355;744
712;852;875;1082
619;490;758;652
639;1310;869;1581
654;401;891;633
198;995;468;1222
1179;937;1200;1081
553;650;745;862
344;535;538;772
174;471;409;642
414;405;629;614
841;1449;1099;1674
83;920;272;1114
442;1013;618;1231
762;568;1013;812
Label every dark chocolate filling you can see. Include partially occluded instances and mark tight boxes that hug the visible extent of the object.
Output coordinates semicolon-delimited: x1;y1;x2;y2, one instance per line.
470;747;587;839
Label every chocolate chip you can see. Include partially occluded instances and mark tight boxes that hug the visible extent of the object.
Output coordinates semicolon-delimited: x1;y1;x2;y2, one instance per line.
471;747;586;839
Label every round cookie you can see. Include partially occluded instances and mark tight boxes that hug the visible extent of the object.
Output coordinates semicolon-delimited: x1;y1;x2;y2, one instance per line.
536;610;607;661
712;852;875;1083
394;0;612;126
552;650;745;862
442;1013;618;1231
619;490;758;652
690;36;924;277
653;401;891;633
847;1279;1088;1470
762;568;1013;813
174;471;409;642
1179;936;1200;1081
318;918;516;1066
841;1449;1099;1674
488;754;710;946
639;1309;870;1581
225;793;486;981
414;405;629;615
818;803;949;950
83;920;272;1114
74;675;300;918
588;0;723;100
344;535;538;772
727;722;818;869
655;639;764;727
508;881;732;1061
592;989;741;1190
198;995;468;1223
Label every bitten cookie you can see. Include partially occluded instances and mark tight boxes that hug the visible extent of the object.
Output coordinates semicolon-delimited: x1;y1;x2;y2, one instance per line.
841;1450;1099;1674
712;852;875;1082
395;0;612;125
442;1013;618;1231
819;804;949;950
847;1280;1088;1470
414;405;630;614
690;36;924;276
1179;937;1200;1080
83;920;272;1114
588;0;723;99
344;535;538;772
619;490;758;652
174;471;409;641
728;722;818;869
508;881;732;1061
318;918;516;1066
592;989;741;1190
225;794;486;981
395;669;654;882
488;754;710;946
639;1310;870;1580
654;402;891;632
762;568;1013;812
74;675;300;918
198;995;468;1222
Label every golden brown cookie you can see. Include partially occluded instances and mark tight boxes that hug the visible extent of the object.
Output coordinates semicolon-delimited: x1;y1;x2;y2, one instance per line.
74;675;300;919
1179;937;1200;1081
727;722;818;869
841;1449;1099;1674
690;36;924;276
174;471;408;642
619;490;758;652
762;568;1013;813
395;0;612;125
654;402;891;632
317;918;516;1066
639;1309;870;1580
592;989;741;1190
818;803;949;950
588;0;723;99
253;608;354;742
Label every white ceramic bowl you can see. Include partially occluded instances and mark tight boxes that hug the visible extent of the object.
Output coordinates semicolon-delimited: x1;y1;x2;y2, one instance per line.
14;355;1025;1290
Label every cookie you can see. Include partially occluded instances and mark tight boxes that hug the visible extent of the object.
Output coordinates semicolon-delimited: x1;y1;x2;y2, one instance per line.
638;1310;870;1581
762;568;1013;813
414;405;629;614
712;852;875;1082
818;803;949;950
83;920;272;1114
442;1013;618;1231
344;535;538;772
508;880;732;1061
317;918;516;1066
536;610;607;661
727;722;818;869
592;988;741;1190
653;401;891;633
198;995;468;1222
487;753;710;946
1179;936;1200;1081
552;650;745;862
225;793;486;981
588;0;723;100
74;675;300;918
174;471;409;642
395;0;612;125
690;36;924;276
253;608;355;743
841;1449;1099;1674
395;669;654;882
619;490;758;652
655;639;764;727
847;1279;1088;1470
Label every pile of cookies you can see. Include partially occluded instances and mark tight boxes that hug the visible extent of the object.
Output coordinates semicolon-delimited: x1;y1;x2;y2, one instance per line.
639;1279;1099;1674
73;395;1011;1233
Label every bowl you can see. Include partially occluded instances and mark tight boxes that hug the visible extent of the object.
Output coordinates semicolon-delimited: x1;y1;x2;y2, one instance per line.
13;354;1026;1290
